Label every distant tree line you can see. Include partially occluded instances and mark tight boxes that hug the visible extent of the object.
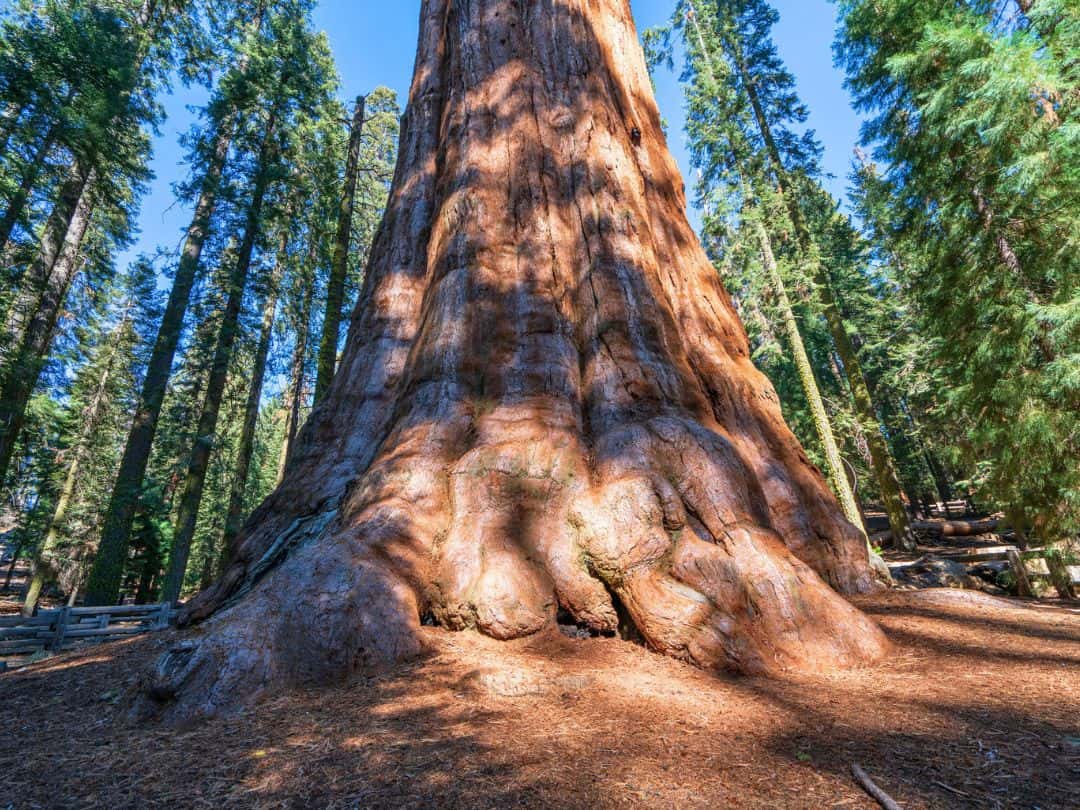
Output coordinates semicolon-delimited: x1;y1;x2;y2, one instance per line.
0;0;399;612
646;0;1077;547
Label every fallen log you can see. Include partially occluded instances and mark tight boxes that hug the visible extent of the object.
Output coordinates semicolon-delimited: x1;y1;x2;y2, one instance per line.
911;517;999;537
937;545;1017;563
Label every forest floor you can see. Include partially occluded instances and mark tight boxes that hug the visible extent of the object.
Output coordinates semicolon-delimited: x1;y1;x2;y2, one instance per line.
1;589;1078;809
0;563;62;616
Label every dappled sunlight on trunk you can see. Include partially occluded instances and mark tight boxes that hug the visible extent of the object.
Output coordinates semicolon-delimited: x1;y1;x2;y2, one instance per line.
152;0;886;724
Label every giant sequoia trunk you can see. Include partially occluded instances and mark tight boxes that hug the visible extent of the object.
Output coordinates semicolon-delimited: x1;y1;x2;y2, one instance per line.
147;0;887;722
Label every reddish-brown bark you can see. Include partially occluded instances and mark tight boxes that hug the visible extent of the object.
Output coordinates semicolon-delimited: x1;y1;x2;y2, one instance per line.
147;0;887;722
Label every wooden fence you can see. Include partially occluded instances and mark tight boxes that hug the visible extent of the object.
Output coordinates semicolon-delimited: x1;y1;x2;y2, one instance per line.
0;603;176;660
938;545;1080;599
925;499;981;519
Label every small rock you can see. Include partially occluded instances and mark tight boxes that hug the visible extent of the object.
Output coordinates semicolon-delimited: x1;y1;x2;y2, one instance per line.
558;623;592;640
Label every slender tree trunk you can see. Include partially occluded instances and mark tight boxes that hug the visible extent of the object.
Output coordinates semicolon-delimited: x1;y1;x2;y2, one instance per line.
3;538;25;590
1;164;91;361
160;108;280;605
21;317;125;615
0;180;95;486
726;31;914;551
971;187;1056;363
685;10;899;556
0;121;62;254
753;219;864;528
2;0;163;351
219;225;287;569
314;95;367;404
83;128;233;606
146;0;887;725
897;398;950;505
1;0;159;357
277;242;317;484
84;2;269;606
972;189;1026;279
134;545;160;603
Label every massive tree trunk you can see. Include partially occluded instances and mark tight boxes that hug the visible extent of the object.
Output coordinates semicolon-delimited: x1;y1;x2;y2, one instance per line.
146;0;887;723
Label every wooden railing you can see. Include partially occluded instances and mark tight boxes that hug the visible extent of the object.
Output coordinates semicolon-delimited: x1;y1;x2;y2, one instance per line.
928;499;973;519
938;545;1080;599
0;603;176;659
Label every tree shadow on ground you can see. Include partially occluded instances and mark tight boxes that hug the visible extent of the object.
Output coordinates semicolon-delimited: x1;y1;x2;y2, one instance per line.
2;590;1078;809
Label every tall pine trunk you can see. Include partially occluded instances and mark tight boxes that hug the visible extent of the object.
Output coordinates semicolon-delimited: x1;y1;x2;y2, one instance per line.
83;125;233;606
0;0;166;444
276;241;317;484
314;95;367;403
219;223;287;569
752;218;864;526
144;0;886;725
1;164;90;361
159;108;280;604
0;175;95;486
684;11;870;538
0;119;63;254
728;37;914;551
84;2;268;605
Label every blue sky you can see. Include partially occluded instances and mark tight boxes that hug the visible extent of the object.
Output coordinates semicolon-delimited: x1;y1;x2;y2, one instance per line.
121;0;861;266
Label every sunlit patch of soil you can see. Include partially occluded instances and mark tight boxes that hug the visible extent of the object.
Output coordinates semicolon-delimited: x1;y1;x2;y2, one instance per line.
1;589;1077;808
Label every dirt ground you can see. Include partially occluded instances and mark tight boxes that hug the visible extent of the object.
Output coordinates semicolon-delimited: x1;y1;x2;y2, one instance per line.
0;564;62;616
1;588;1077;809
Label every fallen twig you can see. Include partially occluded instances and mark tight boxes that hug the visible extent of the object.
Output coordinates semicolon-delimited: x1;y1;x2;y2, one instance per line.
932;779;970;798
851;763;902;810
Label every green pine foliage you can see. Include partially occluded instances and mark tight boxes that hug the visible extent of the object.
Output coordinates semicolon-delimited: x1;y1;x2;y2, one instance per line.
835;0;1080;540
650;0;922;548
2;0;401;605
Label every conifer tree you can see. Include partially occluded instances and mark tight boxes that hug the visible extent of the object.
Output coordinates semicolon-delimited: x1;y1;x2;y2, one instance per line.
219;208;291;567
835;0;1080;540
19;264;154;613
0;0;230;492
160;4;339;604
314;94;365;404
655;0;915;549
85;1;276;605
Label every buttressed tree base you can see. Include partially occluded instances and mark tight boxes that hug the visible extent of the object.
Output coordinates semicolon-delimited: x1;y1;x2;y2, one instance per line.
145;0;888;723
